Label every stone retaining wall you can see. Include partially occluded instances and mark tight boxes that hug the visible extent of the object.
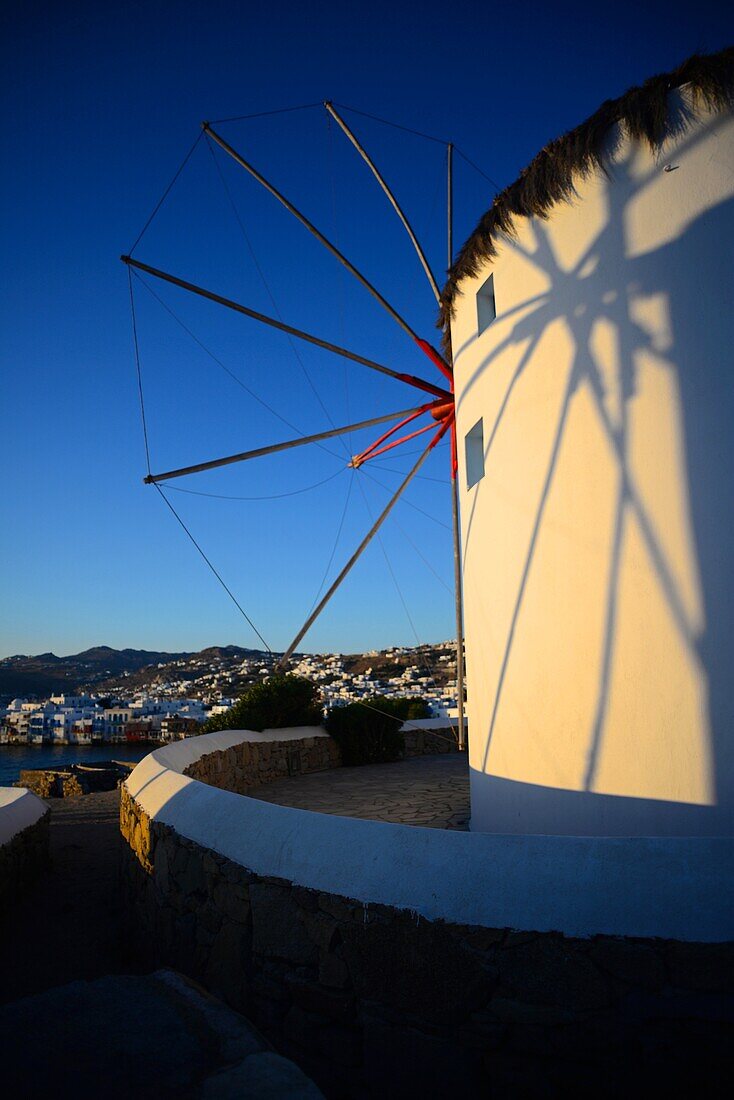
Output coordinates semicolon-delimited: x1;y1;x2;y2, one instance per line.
402;725;458;756
0;802;50;916
19;761;134;799
184;725;457;799
120;783;733;1096
185;733;342;795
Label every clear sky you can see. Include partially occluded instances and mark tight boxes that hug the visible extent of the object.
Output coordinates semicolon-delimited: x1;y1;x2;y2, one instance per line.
1;0;731;659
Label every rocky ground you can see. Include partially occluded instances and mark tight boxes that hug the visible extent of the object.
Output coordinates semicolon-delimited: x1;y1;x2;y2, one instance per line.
0;790;322;1097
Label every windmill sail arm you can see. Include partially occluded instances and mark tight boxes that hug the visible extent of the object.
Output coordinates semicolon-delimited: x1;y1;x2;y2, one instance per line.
120;256;449;399
276;416;452;670
324;102;441;304
203;123;424;346
143;405;435;484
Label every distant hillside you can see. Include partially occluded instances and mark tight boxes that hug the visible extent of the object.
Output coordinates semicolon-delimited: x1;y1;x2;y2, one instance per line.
0;641;454;702
0;645;197;698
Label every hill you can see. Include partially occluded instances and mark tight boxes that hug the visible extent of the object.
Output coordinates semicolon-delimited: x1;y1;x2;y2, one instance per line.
0;646;198;699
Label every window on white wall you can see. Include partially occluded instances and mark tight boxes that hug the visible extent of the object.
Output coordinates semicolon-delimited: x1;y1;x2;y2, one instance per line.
465;418;485;489
476;273;496;333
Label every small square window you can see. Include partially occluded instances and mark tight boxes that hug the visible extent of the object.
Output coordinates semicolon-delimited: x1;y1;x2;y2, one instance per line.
465;418;485;489
477;273;496;333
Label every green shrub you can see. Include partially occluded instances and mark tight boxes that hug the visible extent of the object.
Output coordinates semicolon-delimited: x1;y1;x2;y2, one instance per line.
202;675;322;734
324;695;429;766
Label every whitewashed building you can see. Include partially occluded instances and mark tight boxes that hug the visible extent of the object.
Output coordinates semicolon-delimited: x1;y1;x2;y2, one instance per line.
443;53;734;839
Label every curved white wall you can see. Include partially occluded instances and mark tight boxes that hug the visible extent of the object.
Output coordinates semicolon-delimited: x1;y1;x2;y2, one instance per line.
125;730;734;941
451;93;734;837
0;787;48;846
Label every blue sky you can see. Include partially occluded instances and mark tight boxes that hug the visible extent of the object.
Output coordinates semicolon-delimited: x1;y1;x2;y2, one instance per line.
1;0;731;658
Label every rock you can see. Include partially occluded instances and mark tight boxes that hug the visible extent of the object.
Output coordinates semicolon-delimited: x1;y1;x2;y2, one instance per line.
318;951;351;990
666;942;734;993
285;973;355;1021
589;937;666;991
250;883;317;965
206;922;249;1005
213;881;251;925
340;910;493;1023
301;911;339;952
362;1007;482;1094
484;997;576;1025
201;1051;324;1098
496;936;611;1011
317;893;356;923
176;851;208;899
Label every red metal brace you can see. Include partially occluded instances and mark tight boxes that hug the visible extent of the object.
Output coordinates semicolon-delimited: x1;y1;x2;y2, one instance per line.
350;397;455;469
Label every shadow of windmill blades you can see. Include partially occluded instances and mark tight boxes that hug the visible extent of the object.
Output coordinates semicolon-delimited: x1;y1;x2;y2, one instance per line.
461;120;734;823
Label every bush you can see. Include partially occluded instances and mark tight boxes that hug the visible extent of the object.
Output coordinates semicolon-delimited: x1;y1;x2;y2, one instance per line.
201;675;322;734
324;695;430;766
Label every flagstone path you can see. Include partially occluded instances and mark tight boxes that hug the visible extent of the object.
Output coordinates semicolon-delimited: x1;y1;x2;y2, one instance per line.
249;752;471;830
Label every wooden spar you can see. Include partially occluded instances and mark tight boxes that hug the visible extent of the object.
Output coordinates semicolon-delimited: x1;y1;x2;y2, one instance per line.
447;143;454;270
446;140;466;752
451;463;466;751
276;420;451;671
144;405;431;484
202;125;451;376
120;256;449;400
324;102;441;304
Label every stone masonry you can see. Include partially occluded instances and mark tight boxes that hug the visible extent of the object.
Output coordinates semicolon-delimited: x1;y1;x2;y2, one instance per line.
402;725;458;757
18;761;134;799
120;776;734;1098
184;734;342;794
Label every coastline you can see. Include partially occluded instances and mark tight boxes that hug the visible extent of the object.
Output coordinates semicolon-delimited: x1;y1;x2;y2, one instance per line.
0;742;154;787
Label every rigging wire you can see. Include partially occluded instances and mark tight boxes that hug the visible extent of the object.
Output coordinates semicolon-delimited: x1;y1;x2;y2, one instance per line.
128;269;152;476
305;469;355;616
373;440;449;460
454;147;501;190
205;135;352;457
128;131;204;256
153;483;272;652
132;271;344;463
333;101;502;190
163;467;345;501
326;112;351;431
210;102;322;125
360;467;451;530
370;461;449;484
343;697;458;746
388;514;453;594
333;102;449;146
353;471;455;725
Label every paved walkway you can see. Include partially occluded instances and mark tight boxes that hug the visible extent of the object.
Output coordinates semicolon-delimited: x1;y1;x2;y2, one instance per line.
250;753;471;830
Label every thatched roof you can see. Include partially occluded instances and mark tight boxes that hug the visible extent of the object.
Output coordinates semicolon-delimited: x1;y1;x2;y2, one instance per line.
439;47;734;351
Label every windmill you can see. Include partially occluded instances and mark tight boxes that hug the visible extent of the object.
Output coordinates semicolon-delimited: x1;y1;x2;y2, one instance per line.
122;103;472;748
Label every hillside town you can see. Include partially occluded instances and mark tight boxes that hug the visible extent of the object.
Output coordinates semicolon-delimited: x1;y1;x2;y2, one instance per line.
0;643;459;744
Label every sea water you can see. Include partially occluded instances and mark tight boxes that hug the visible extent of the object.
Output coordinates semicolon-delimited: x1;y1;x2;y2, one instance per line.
0;743;152;786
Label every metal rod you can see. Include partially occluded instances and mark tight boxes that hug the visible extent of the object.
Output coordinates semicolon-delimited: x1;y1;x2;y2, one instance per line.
447;143;453;270
351;405;432;467
446;140;466;751
324;102;441;303
451;467;466;752
121;256;449;400
276;421;450;670
353;419;437;467
144;406;428;484
204;124;423;345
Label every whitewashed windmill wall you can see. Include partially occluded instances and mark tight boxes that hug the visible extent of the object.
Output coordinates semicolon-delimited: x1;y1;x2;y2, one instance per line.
451;91;734;836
